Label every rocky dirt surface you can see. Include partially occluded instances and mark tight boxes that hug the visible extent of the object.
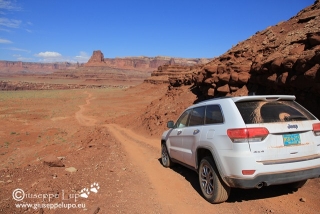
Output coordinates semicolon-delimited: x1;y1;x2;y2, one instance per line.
0;83;319;214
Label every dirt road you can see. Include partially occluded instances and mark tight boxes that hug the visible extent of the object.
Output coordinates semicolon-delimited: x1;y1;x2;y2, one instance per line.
75;91;97;127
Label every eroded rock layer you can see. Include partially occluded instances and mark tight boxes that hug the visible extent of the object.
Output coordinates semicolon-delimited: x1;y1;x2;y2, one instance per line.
85;50;211;72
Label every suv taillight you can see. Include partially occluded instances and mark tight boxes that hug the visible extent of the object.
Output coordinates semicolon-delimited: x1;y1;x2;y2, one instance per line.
313;123;320;136
227;128;269;143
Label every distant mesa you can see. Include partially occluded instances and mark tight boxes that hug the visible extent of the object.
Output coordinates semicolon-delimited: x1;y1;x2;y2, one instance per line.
84;50;211;72
0;60;78;74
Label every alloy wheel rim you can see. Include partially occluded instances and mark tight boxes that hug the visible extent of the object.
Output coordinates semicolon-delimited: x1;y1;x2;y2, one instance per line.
200;164;214;195
162;145;168;165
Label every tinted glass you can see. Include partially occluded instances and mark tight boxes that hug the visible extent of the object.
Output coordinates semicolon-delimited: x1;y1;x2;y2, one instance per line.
175;110;191;128
236;100;316;124
189;106;206;126
205;105;224;124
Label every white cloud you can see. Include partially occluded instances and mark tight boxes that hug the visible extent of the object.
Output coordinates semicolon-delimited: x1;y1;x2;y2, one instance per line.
11;54;32;61
0;18;21;28
0;0;21;11
36;51;62;58
17;56;33;61
4;47;30;52
33;51;90;63
0;27;11;32
0;38;12;43
75;51;90;63
12;54;33;61
34;51;69;62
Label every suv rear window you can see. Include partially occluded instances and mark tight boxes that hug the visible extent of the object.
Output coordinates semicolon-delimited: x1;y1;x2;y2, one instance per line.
235;100;316;124
205;105;224;124
189;106;205;126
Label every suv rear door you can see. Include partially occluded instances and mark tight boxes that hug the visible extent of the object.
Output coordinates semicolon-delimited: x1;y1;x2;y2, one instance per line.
235;99;320;163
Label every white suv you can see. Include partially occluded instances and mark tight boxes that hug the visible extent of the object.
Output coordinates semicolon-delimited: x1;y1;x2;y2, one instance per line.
161;95;320;203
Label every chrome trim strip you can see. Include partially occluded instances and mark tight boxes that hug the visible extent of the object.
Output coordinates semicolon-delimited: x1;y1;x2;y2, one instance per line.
257;154;320;165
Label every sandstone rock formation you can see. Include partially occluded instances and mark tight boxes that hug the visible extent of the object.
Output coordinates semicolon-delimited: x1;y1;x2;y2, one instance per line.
84;50;211;72
144;64;201;85
86;50;105;65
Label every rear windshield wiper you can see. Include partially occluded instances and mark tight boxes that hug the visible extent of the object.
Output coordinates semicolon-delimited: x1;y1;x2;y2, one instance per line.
284;115;308;121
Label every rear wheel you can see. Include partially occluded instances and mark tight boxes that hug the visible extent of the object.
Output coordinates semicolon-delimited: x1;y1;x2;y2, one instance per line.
199;156;230;203
161;143;172;167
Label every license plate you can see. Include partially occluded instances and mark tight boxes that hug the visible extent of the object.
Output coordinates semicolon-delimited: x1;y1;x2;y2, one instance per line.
283;134;301;146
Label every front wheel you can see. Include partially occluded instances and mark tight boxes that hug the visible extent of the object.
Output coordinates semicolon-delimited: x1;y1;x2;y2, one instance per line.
199;156;230;203
161;143;172;167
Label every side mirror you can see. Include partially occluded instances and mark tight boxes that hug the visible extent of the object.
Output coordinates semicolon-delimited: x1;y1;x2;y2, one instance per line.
167;121;175;128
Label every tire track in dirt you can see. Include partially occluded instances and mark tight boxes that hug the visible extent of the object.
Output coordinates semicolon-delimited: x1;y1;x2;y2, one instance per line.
104;123;224;213
75;91;97;126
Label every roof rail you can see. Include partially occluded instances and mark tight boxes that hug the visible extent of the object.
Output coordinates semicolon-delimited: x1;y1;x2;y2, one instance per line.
197;96;233;104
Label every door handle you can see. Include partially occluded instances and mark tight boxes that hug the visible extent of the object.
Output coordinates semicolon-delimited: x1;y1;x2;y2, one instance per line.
177;130;182;135
193;129;200;135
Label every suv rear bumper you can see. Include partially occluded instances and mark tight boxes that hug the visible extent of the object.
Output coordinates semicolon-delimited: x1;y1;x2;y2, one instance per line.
224;166;320;189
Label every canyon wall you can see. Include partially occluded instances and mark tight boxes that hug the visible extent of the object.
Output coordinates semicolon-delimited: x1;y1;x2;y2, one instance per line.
0;61;79;74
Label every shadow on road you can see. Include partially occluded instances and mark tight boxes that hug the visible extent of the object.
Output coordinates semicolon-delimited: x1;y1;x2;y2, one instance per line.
227;185;296;203
158;159;297;203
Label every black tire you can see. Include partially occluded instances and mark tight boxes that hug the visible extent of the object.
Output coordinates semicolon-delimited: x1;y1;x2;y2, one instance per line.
161;143;172;167
199;156;230;203
286;179;308;189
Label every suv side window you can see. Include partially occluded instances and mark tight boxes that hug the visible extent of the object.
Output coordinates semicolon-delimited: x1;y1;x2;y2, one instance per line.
189;106;206;126
205;105;224;124
175;109;191;128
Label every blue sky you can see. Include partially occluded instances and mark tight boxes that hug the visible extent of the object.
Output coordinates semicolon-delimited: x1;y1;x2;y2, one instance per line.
0;0;315;63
